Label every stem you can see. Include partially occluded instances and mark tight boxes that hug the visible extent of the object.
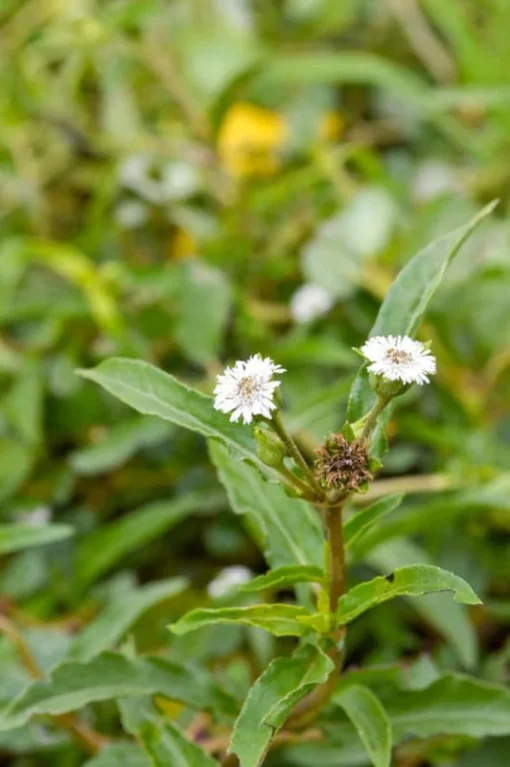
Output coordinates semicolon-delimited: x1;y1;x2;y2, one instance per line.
356;472;455;503
222;755;239;767
360;395;390;444
286;503;346;728
278;465;317;500
326;505;345;613
271;410;324;498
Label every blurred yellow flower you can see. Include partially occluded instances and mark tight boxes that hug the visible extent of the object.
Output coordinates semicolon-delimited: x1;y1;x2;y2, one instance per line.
171;228;196;260
218;103;287;177
218;102;343;177
319;112;344;142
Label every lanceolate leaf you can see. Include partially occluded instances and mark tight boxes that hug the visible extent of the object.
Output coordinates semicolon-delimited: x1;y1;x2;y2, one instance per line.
348;201;497;424
75;490;224;589
120;697;221;767
334;685;392;767
241;566;324;593
83;743;150;767
229;645;334;767
344;495;403;549
336;565;481;625
171;605;313;638
78;359;260;463
209;441;324;568
139;718;221;767
287;674;510;765
387;673;510;739
69;417;172;476
0;652;237;730
67;578;188;662
0;524;74;555
367;539;478;668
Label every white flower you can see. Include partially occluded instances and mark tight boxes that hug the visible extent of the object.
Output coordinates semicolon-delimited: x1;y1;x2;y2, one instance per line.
20;506;52;527
207;566;253;598
214;354;285;424
361;335;436;385
114;201;148;229
290;283;334;323
413;160;461;202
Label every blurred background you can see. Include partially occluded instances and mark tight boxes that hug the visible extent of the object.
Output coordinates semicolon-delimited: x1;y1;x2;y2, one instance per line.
1;1;510;765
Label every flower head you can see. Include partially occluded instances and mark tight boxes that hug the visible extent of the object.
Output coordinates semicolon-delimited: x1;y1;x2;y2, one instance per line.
290;283;334;323
214;354;285;424
315;434;372;492
361;335;436;385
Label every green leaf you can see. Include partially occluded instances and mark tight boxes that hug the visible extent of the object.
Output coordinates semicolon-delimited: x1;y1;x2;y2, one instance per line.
0;524;74;556
175;261;231;367
229;644;334;767
284;377;352;436
83;743;150;767
99;59;141;142
5;359;43;447
0;440;33;505
257;52;478;151
67;578;188;662
78;358;260;465
367;539;479;668
241;566;324;593
209;441;324;569
336;565;481;626
120;697;221;767
75;490;224;589
69;417;172;475
259;52;431;104
0;238;26;322
171;605;312;638
140;718;221;767
302;188;396;300
348;201;497;424
286;674;510;765
344;495;404;550
334;684;392;767
372;201;496;339
24;239;122;334
387;673;510;740
0;652;237;730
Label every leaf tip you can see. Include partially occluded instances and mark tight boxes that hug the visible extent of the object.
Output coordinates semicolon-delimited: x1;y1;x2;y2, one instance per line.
75;367;94;380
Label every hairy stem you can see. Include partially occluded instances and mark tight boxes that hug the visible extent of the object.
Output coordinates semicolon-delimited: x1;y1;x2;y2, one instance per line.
278;465;317;500
326;505;345;612
360;395;390;443
271;410;324;498
286;502;346;728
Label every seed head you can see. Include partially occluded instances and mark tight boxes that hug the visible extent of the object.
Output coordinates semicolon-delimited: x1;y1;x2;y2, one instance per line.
315;434;373;492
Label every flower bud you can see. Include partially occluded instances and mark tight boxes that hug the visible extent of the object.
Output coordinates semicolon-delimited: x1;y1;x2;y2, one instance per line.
254;426;286;469
369;372;410;400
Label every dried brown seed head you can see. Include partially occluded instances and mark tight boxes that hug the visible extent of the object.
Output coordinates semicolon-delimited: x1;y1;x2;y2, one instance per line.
314;433;373;492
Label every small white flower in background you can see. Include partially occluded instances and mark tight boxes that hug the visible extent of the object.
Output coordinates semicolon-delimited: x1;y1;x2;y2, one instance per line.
119;155;199;204
207;566;253;598
290;283;335;323
214;354;285;424
413;160;461;203
361;335;436;385
114;200;148;229
21;506;52;528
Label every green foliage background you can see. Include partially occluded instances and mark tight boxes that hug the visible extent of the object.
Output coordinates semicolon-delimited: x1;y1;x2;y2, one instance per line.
0;1;510;765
